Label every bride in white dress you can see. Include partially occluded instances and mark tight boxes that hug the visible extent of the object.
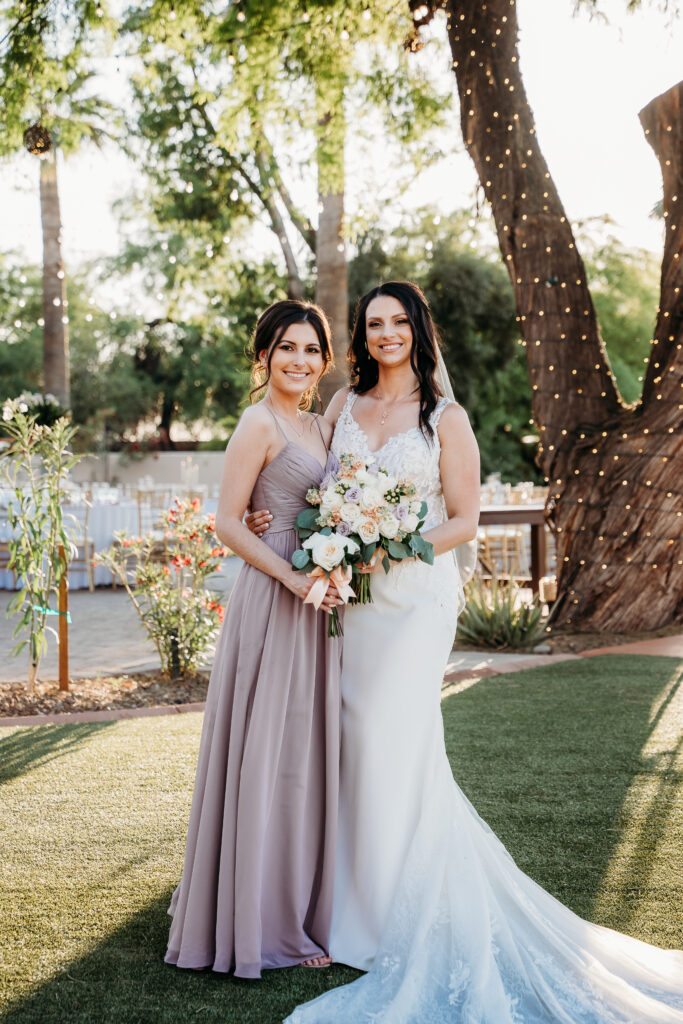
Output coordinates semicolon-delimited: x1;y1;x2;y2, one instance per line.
252;281;683;1022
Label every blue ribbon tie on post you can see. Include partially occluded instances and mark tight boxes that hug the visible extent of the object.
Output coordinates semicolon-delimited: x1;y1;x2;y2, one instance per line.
32;605;72;624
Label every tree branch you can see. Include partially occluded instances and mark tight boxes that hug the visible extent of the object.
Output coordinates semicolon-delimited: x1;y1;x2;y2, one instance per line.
191;100;304;297
639;81;683;406
444;0;620;480
260;135;317;255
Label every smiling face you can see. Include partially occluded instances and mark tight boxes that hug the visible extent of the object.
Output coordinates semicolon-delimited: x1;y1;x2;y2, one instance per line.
365;295;414;369
260;321;326;400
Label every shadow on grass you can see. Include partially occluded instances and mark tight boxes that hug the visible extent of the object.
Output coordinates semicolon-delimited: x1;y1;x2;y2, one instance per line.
441;654;683;940
0;723;116;785
595;666;682;934
1;889;361;1024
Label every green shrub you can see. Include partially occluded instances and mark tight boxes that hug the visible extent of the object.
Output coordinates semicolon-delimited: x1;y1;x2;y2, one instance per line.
456;574;544;651
96;499;228;678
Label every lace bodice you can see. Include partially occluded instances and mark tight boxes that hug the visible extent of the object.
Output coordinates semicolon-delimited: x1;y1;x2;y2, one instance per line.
332;392;451;531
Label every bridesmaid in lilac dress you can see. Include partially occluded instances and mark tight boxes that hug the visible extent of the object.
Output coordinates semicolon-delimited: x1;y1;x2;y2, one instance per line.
165;300;342;978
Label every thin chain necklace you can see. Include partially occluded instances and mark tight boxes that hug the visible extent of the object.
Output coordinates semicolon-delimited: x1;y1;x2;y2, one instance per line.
266;397;306;437
375;385;420;426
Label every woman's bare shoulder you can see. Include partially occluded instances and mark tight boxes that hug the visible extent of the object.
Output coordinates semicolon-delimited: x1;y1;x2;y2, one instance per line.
324;386;353;424
437;401;474;442
232;402;278;443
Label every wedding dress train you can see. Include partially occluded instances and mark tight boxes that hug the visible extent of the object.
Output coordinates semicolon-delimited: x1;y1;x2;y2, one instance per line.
285;393;683;1023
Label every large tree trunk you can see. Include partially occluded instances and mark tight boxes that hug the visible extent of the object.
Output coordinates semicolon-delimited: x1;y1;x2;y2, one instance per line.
39;149;70;408
316;189;349;404
434;0;682;632
314;71;350;406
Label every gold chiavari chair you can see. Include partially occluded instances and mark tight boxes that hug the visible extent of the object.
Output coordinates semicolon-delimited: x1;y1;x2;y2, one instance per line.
478;526;529;584
69;495;96;592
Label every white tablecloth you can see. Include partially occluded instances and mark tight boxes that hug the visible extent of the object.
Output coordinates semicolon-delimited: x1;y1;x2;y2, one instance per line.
0;498;219;590
0;502;139;590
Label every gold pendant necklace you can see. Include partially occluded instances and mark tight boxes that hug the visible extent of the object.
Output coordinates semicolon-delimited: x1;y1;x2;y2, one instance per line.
377;385;419;427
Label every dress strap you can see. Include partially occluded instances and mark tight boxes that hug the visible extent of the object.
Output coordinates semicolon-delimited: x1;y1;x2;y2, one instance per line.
312;414;327;448
264;403;289;441
430;397;453;430
341;389;357;418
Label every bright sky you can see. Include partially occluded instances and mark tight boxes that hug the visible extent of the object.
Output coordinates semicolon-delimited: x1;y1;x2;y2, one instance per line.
2;0;682;271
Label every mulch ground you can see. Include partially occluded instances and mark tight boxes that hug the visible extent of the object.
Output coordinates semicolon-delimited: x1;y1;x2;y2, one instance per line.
3;623;680;719
0;671;210;719
546;623;683;654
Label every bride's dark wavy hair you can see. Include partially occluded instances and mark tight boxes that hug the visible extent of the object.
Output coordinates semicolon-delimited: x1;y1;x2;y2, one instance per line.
349;281;443;440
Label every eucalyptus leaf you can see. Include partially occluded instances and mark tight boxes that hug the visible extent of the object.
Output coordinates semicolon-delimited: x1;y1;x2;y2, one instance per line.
387;539;410;560
296;508;319;530
292;549;311;570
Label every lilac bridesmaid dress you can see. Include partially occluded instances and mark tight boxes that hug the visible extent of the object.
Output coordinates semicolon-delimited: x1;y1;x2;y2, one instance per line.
165;440;341;979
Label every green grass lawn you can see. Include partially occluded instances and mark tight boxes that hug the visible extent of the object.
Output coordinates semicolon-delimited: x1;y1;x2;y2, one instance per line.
0;654;681;1024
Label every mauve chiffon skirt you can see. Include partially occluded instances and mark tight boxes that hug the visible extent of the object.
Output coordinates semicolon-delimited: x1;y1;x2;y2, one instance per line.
165;528;342;978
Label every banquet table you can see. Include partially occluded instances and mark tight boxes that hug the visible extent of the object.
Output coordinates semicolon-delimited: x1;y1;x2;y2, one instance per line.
478;503;548;595
0;497;218;590
0;501;139;590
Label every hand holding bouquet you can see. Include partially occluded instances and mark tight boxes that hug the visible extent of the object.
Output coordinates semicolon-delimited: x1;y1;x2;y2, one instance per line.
292;453;434;626
292;529;358;637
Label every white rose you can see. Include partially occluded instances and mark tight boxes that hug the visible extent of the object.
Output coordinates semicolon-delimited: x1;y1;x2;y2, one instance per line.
403;513;419;533
355;468;372;486
409;499;422;515
340;502;362;528
377;474;396;494
320;489;343;512
360;487;383;511
302;532;346;571
379;517;399;539
357;518;380;544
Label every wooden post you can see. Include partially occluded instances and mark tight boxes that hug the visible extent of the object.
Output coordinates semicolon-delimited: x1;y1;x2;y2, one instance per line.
58;544;69;691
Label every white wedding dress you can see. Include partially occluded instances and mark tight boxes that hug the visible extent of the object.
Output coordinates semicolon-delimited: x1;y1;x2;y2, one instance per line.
284;392;683;1024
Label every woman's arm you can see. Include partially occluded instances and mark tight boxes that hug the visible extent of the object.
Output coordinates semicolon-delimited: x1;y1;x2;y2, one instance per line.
215;408;335;605
421;403;480;556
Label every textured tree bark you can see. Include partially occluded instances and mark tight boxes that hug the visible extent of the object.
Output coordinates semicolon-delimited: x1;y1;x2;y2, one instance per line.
39;148;70;407
434;0;682;631
315;86;350;404
316;188;350;404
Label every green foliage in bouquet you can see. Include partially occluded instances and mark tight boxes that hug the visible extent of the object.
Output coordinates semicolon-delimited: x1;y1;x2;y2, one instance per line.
96;499;228;678
456;574;545;652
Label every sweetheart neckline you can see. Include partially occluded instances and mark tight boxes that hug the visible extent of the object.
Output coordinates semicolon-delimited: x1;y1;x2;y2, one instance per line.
346;408;422;456
263;440;330;476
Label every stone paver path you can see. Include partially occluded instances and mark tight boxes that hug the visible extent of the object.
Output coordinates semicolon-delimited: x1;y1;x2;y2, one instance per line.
2;567;680;728
0;557;243;682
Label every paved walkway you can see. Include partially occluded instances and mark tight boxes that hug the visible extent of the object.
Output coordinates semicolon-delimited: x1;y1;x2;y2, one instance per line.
0;557;243;682
1;572;680;728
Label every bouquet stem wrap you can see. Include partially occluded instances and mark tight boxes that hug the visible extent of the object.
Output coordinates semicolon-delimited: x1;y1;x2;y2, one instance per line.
304;564;355;637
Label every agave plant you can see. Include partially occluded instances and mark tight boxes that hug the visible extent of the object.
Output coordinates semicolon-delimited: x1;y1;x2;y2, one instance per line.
456;572;545;652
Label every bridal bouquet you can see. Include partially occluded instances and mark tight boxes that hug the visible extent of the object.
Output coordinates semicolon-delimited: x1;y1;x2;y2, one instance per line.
292;453;434;628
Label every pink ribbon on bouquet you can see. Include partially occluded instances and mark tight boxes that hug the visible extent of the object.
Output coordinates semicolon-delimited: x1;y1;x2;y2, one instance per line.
304;564;355;610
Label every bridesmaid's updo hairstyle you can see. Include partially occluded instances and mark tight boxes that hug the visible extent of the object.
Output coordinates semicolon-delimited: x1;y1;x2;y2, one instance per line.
349;280;442;441
249;299;333;410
